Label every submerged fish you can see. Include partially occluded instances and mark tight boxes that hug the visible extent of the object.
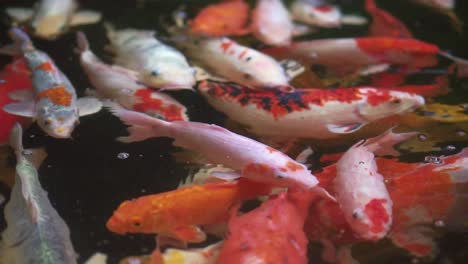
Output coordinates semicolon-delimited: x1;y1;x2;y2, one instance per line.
105;24;195;90
290;0;342;28
251;0;294;46
365;0;413;38
5;0;101;40
189;0;250;37
76;32;188;121
216;191;314;264
111;108;325;190
0;27;102;138
106;179;271;242
0;123;77;263
197;80;425;139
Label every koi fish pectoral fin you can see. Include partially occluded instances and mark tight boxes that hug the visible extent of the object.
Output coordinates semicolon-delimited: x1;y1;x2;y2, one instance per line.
8;89;34;101
5;7;34;23
279;59;305;80
173;226;207;243
326;123;366;134
3;101;36;117
77;97;103;116
210;171;241;181
193;66;228;83
69;10;102;26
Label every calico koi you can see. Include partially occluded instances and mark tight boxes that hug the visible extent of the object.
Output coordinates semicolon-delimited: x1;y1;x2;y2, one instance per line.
5;0;101;40
0;28;102;138
197;80;425;139
77;32;188;121
105;24;195;90
251;0;294;46
106;179;272;242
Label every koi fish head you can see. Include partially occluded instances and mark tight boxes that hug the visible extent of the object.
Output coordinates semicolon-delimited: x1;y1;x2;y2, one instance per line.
37;108;78;138
142;61;195;90
349;198;393;240
106;197;160;235
243;162;318;190
357;88;425;121
238;56;289;88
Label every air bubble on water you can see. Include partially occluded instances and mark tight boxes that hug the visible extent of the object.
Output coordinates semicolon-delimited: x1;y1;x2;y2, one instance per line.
411;258;420;264
434;220;445;227
138;154;143;158
424;156;442;164
417;133;428;141
141;189;146;193
29;134;35;138
384;179;391;184
456;129;466;136
444;145;456;151
117;152;130;160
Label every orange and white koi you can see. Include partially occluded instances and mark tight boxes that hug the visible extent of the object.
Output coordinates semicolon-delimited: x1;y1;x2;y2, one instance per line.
76;32;188;122
263;37;441;75
189;0;250;37
251;0;294;46
105;24;195;90
290;0;342;28
365;0;413;38
111;108;324;190
197;80;424;138
216;191;314;264
0;28;101;138
5;0;101;40
172;35;290;88
106;179;271;242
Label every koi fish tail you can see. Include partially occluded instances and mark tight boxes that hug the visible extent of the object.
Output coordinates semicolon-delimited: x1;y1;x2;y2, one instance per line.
76;31;90;53
0;27;34;55
8;123;23;156
110;108;172;143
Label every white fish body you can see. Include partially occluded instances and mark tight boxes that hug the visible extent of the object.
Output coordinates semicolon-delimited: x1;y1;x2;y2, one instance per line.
290;0;342;28
76;32;188;121
0;124;77;263
112;108;321;190
6;0;101;39
0;28;101;138
106;25;195;90
174;36;289;88
251;0;294;46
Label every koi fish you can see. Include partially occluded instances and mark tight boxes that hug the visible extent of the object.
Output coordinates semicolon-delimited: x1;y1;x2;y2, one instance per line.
76;32;188;121
333;129;418;241
216;191;314;264
105;24;195;90
5;0;101;40
197;80;425;138
306;147;468;258
263;37;440;75
251;0;294;46
0;124;77;263
0;57;32;145
189;0;250;36
106;179;272;242
171;35;290;88
290;0;342;28
412;0;455;9
365;0;413;38
0;27;102;138
111;108;324;190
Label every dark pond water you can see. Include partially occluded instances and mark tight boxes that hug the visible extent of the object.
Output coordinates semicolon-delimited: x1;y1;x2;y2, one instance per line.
0;0;467;263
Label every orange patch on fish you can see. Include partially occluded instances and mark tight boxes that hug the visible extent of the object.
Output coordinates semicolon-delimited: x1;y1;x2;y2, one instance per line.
220;40;234;53
37;85;73;106
286;161;304;171
364;198;390;234
35;62;55;72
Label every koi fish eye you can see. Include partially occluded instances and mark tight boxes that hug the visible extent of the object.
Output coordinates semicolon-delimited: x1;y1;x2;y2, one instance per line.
151;69;161;76
245;57;252;62
352;209;363;220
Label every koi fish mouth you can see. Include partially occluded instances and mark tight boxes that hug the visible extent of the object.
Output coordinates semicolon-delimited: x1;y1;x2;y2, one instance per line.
106;216;127;234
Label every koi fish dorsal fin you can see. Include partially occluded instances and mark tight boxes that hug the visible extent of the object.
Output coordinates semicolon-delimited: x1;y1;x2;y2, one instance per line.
5;7;34;23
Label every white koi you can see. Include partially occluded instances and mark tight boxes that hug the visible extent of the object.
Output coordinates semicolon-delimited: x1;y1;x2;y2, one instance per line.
251;0;294;46
0;27;102;138
111;108;326;192
6;0;101;40
290;0;342;28
105;24;196;90
197;81;425;139
76;32;188;121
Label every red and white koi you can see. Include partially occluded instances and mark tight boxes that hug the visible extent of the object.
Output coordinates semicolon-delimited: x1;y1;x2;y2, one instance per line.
172;35;290;88
105;24;195;90
111;108;324;191
0;28;102;138
251;0;294;46
76;32;188;122
263;37;441;75
290;0;342;28
365;0;413;38
197;80;425;139
333;130;417;241
5;0;101;40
